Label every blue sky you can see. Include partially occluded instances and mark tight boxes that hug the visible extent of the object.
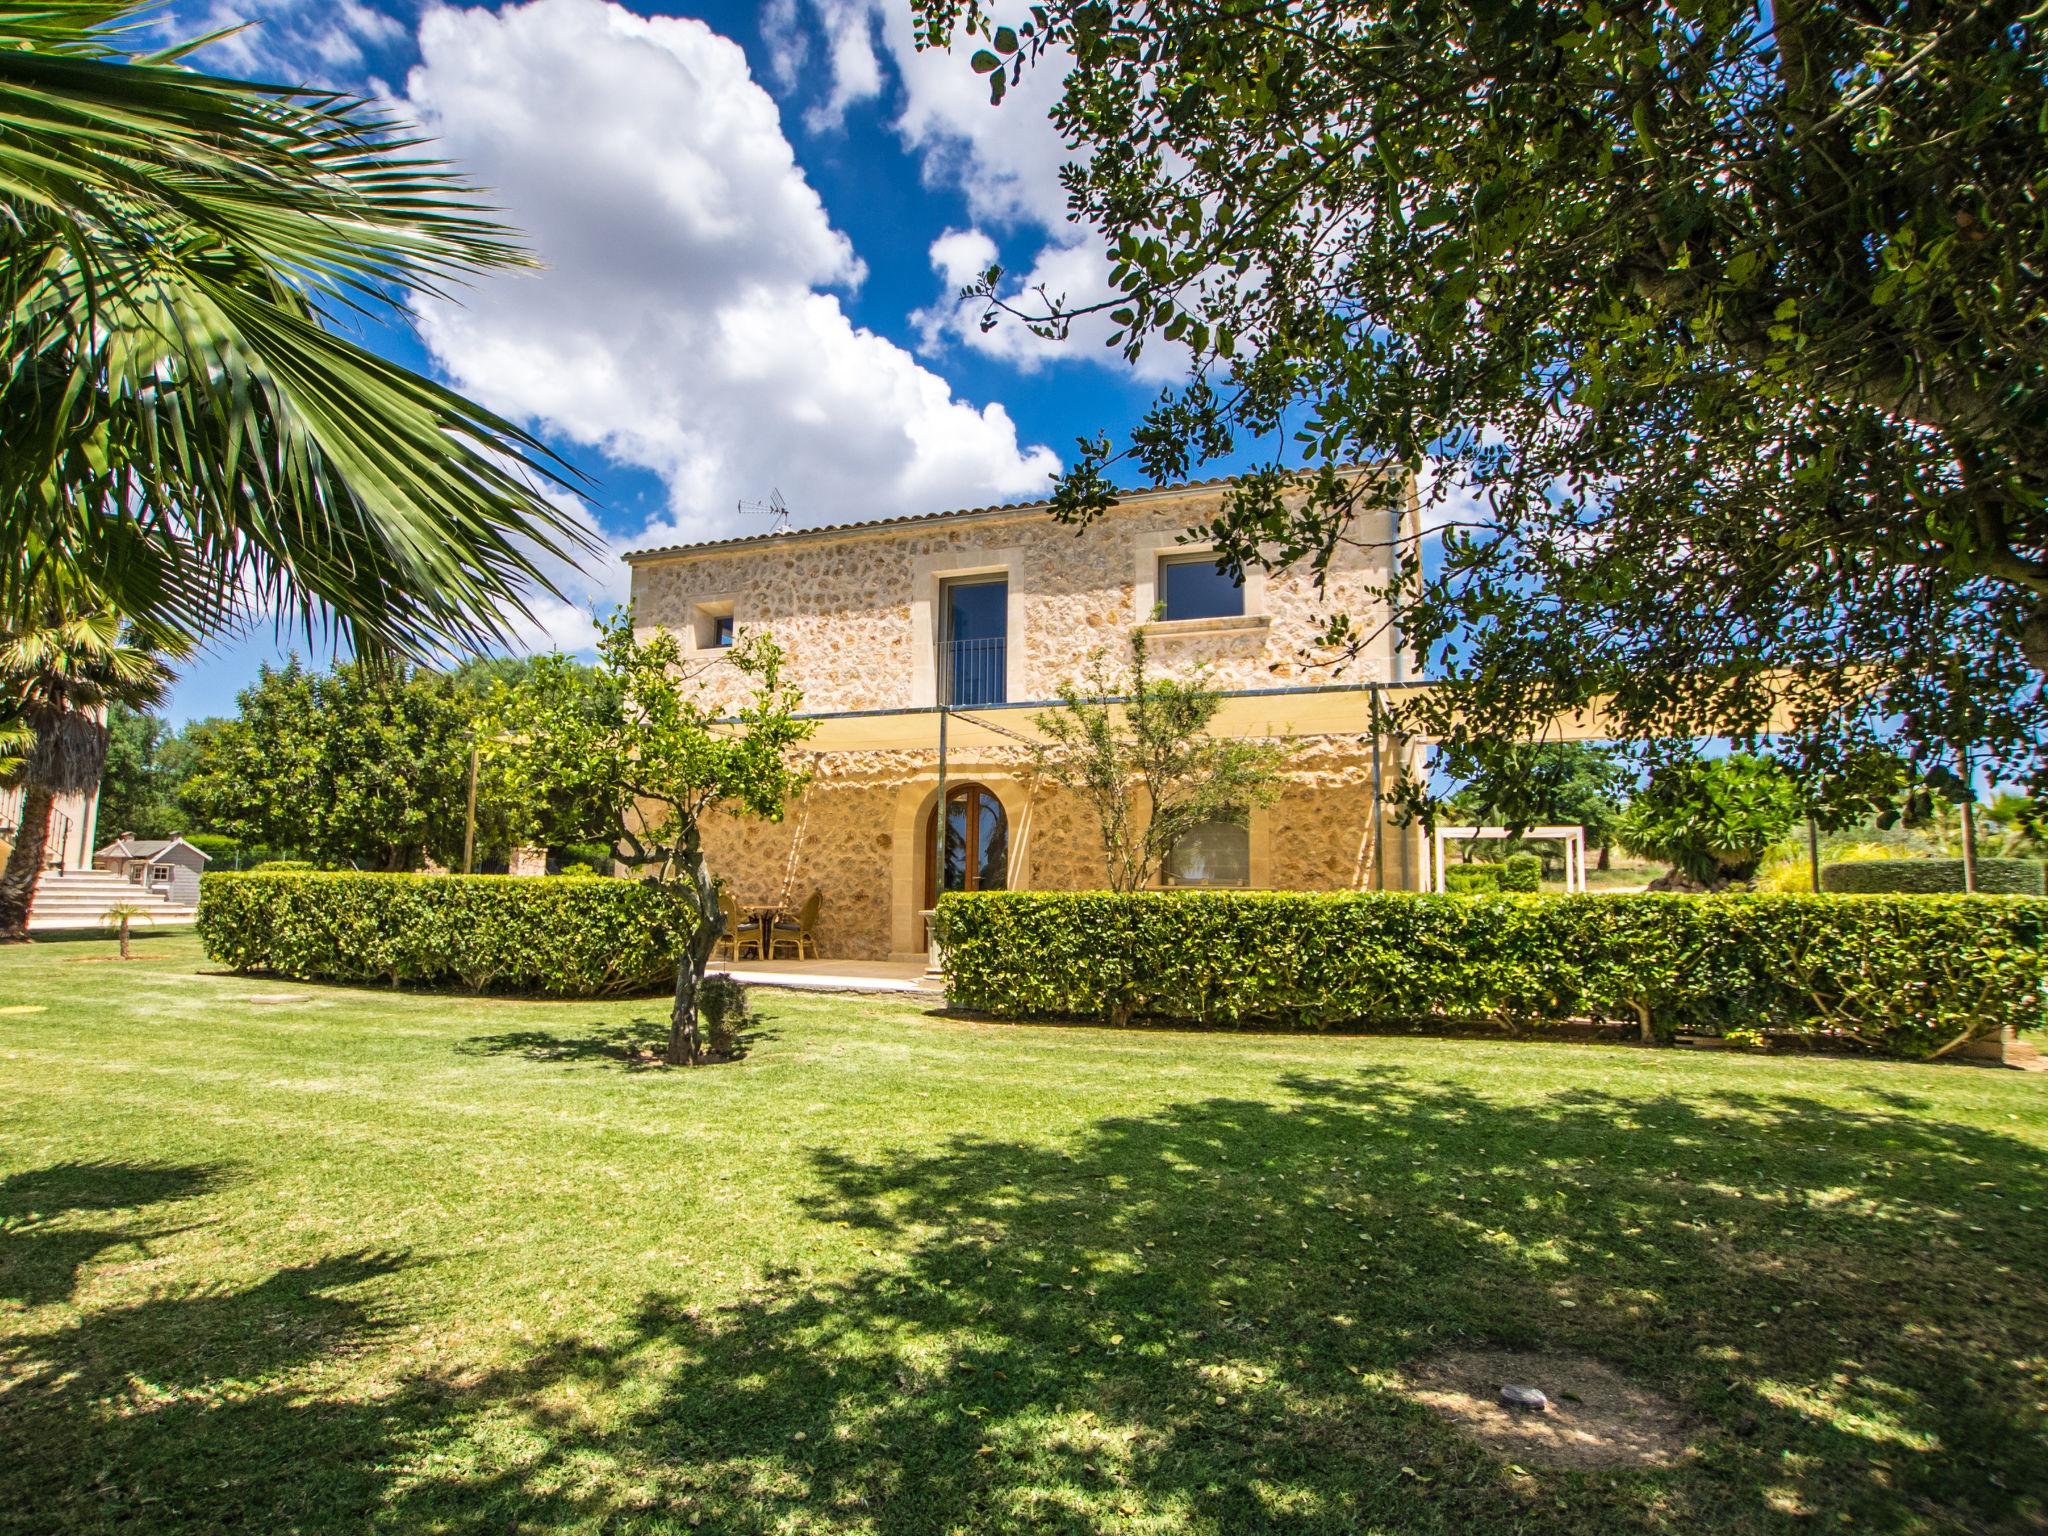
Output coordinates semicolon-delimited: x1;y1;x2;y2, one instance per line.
160;0;1215;720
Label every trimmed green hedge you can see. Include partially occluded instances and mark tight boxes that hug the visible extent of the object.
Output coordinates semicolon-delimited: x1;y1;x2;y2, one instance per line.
1821;858;2045;896
1441;853;1542;894
197;872;693;996
933;890;2048;1059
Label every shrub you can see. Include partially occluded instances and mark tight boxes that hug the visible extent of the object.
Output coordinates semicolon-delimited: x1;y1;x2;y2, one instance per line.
555;863;600;878
197;871;695;996
1500;852;1543;892
697;974;752;1059
1821;858;2045;896
249;859;316;872
1442;862;1502;894
932;890;2046;1060
1615;754;1801;884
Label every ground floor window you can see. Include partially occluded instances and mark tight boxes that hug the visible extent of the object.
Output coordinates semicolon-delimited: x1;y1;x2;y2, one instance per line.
1164;819;1251;887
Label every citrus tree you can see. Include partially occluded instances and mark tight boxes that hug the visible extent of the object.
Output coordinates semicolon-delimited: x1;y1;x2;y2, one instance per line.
488;613;814;1064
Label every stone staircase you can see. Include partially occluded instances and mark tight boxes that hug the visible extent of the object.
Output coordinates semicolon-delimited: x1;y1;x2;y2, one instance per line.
27;868;196;933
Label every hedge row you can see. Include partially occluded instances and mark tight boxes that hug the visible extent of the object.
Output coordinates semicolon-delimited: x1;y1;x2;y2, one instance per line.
932;890;2047;1059
197;872;694;996
1442;852;1542;894
1821;857;2045;896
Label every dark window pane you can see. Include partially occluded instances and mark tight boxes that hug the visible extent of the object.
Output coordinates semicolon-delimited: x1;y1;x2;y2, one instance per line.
946;579;1007;641
944;796;968;891
712;614;734;647
1165;820;1251;886
1160;556;1244;621
944;578;1007;705
976;793;1008;890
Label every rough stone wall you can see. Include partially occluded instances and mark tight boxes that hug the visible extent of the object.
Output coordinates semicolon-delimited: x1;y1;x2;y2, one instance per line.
693;737;1401;960
628;483;1411;715
700;773;902;962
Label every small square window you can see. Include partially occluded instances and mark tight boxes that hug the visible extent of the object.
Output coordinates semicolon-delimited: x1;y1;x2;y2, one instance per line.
693;600;736;649
1159;554;1244;621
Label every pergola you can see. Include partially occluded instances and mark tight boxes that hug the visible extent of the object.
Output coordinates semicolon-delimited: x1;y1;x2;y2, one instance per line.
1431;824;1589;894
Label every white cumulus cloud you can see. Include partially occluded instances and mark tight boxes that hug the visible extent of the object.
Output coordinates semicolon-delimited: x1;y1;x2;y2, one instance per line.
402;0;1058;575
766;0;1172;382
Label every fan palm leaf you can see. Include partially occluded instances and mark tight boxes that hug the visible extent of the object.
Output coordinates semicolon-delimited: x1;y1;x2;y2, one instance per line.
0;1;596;657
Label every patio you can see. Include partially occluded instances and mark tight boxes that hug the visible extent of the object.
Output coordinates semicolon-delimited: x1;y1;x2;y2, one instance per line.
704;955;939;994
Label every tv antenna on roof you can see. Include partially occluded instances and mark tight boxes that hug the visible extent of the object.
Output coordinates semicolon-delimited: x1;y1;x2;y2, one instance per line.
737;488;791;535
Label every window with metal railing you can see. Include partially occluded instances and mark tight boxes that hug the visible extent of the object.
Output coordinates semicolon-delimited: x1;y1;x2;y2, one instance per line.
941;577;1007;706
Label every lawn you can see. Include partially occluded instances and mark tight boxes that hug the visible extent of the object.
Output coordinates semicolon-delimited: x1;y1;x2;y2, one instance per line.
2;934;2044;1535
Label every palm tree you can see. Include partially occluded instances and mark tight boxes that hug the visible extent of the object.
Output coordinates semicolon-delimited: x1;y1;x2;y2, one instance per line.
0;611;173;939
0;2;594;658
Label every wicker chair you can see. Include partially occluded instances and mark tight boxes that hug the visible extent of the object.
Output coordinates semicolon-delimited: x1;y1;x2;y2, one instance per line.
767;889;822;960
715;889;762;963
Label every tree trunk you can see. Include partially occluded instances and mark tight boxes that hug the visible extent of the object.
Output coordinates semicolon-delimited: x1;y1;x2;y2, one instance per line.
0;779;56;942
666;832;723;1066
1596;841;1611;871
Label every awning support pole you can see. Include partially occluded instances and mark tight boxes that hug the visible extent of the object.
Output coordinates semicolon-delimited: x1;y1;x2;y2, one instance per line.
1367;684;1384;891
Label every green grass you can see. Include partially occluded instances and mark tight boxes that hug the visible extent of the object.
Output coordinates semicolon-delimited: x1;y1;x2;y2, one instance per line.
2;933;2044;1534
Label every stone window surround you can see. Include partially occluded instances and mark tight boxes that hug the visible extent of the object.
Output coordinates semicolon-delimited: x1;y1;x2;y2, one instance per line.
680;593;740;655
909;546;1029;708
1133;536;1270;637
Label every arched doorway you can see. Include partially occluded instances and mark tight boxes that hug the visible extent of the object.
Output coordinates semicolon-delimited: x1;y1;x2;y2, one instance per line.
924;783;1009;912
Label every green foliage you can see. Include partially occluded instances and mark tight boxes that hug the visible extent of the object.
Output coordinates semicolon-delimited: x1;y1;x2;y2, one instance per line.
485;612;813;1062
1441;863;1503;895
696;974;753;1061
0;608;175;937
196;871;693;996
181;659;485;872
914;0;2048;789
1500;852;1543;893
555;863;600;879
1615;755;1801;885
1439;742;1632;855
1030;627;1284;891
934;891;2047;1059
0;3;590;657
1822;859;2046;897
476;652;624;858
247;860;315;872
1985;792;2048;858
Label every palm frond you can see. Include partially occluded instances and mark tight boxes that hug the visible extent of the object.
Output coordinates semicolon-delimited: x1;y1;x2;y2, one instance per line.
0;0;596;658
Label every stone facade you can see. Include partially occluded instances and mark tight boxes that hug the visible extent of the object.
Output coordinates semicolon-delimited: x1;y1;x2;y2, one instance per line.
626;479;1427;961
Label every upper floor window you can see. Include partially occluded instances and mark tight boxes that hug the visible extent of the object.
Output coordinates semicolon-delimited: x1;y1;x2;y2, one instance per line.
1164;819;1251;887
1158;553;1244;621
694;600;735;649
942;576;1007;706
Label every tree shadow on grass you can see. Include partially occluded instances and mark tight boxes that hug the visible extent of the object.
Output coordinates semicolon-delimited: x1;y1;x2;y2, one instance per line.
5;1071;2046;1533
0;1161;228;1308
461;1017;781;1070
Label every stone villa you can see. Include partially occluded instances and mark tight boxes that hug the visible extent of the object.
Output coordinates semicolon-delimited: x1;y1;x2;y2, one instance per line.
626;474;1433;962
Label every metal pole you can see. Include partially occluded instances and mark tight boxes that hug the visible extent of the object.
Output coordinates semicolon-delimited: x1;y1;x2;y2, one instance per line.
462;741;479;875
1959;750;1978;894
930;705;949;955
1806;815;1820;893
1367;685;1384;890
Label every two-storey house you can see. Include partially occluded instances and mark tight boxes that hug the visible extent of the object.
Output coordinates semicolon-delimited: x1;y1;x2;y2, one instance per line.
625;474;1428;962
